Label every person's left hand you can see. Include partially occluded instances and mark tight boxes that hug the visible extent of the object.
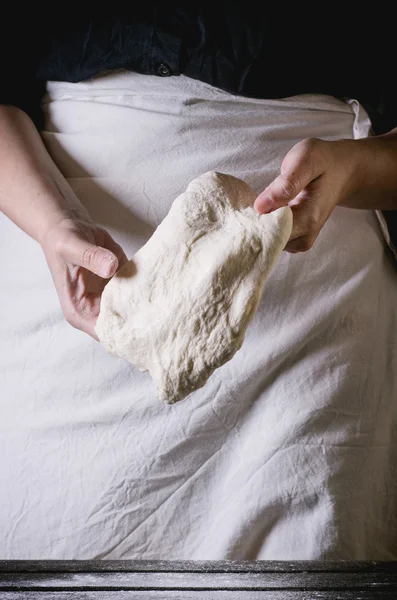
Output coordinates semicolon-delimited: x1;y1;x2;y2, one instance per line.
254;137;362;253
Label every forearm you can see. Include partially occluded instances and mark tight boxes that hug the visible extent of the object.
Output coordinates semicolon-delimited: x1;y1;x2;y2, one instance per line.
0;105;91;244
340;128;397;211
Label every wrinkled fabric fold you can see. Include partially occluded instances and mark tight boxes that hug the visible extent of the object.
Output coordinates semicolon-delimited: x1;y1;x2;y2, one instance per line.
1;71;396;560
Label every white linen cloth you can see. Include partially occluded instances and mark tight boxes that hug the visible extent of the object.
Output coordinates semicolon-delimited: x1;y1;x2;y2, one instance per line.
1;70;396;559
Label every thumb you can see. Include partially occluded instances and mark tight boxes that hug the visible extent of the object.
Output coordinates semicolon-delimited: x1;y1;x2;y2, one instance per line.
254;138;325;214
60;236;119;278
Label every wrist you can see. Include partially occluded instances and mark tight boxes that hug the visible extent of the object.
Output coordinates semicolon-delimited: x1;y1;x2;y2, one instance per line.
36;178;93;247
340;135;397;210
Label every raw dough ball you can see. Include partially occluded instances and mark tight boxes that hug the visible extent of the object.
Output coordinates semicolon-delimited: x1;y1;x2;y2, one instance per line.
95;172;292;403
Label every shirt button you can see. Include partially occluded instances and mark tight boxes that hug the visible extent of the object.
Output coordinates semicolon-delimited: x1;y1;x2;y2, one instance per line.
157;63;171;76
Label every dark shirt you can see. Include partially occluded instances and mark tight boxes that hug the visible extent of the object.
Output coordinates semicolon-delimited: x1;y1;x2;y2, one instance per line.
1;6;396;132
1;5;397;262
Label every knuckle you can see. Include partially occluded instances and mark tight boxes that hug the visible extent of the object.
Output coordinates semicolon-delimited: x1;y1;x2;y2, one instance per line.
297;235;316;251
280;175;296;198
53;230;69;257
307;211;321;231
306;207;324;236
301;138;328;171
301;137;322;154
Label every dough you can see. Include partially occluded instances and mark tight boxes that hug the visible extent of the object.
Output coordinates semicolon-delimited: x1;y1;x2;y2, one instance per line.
95;172;292;403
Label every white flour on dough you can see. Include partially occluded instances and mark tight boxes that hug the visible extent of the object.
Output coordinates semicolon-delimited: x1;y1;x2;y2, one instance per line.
95;172;292;403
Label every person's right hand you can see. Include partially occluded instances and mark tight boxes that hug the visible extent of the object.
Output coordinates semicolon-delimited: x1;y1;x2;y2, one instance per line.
41;216;128;339
0;105;128;339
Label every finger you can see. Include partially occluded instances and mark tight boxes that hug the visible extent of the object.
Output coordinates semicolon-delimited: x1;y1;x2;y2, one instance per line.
284;232;318;253
64;304;100;340
254;138;326;213
60;235;119;278
101;229;129;269
80;318;100;341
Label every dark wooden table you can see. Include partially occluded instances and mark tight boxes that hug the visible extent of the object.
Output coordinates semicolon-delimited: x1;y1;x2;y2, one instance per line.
0;560;396;599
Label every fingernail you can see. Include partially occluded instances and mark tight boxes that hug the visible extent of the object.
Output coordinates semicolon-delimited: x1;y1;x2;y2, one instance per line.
100;255;117;278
